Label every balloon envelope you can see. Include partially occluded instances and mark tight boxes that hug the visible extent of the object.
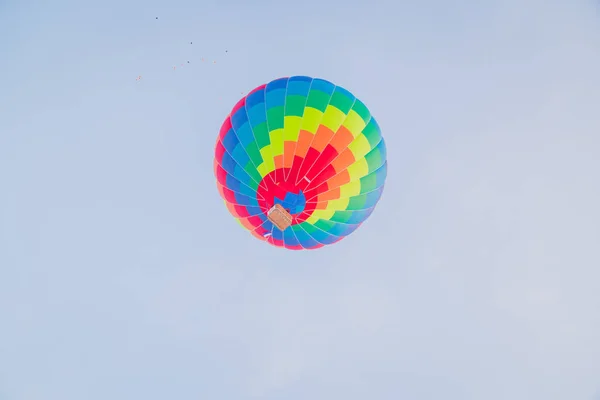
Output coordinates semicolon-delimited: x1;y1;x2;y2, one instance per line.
214;76;387;250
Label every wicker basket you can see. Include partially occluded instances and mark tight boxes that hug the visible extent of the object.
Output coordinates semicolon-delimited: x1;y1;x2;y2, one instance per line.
267;204;293;230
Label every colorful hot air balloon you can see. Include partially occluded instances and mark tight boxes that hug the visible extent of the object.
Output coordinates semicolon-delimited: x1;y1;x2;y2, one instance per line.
213;76;387;250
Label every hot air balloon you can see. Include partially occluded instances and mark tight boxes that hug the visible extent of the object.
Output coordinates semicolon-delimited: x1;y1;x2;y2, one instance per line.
213;76;387;250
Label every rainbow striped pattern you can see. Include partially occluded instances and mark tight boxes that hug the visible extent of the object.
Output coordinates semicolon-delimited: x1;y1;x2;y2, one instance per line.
214;76;387;250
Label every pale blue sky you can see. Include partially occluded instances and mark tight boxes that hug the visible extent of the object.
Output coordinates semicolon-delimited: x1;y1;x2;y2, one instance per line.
1;0;599;399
